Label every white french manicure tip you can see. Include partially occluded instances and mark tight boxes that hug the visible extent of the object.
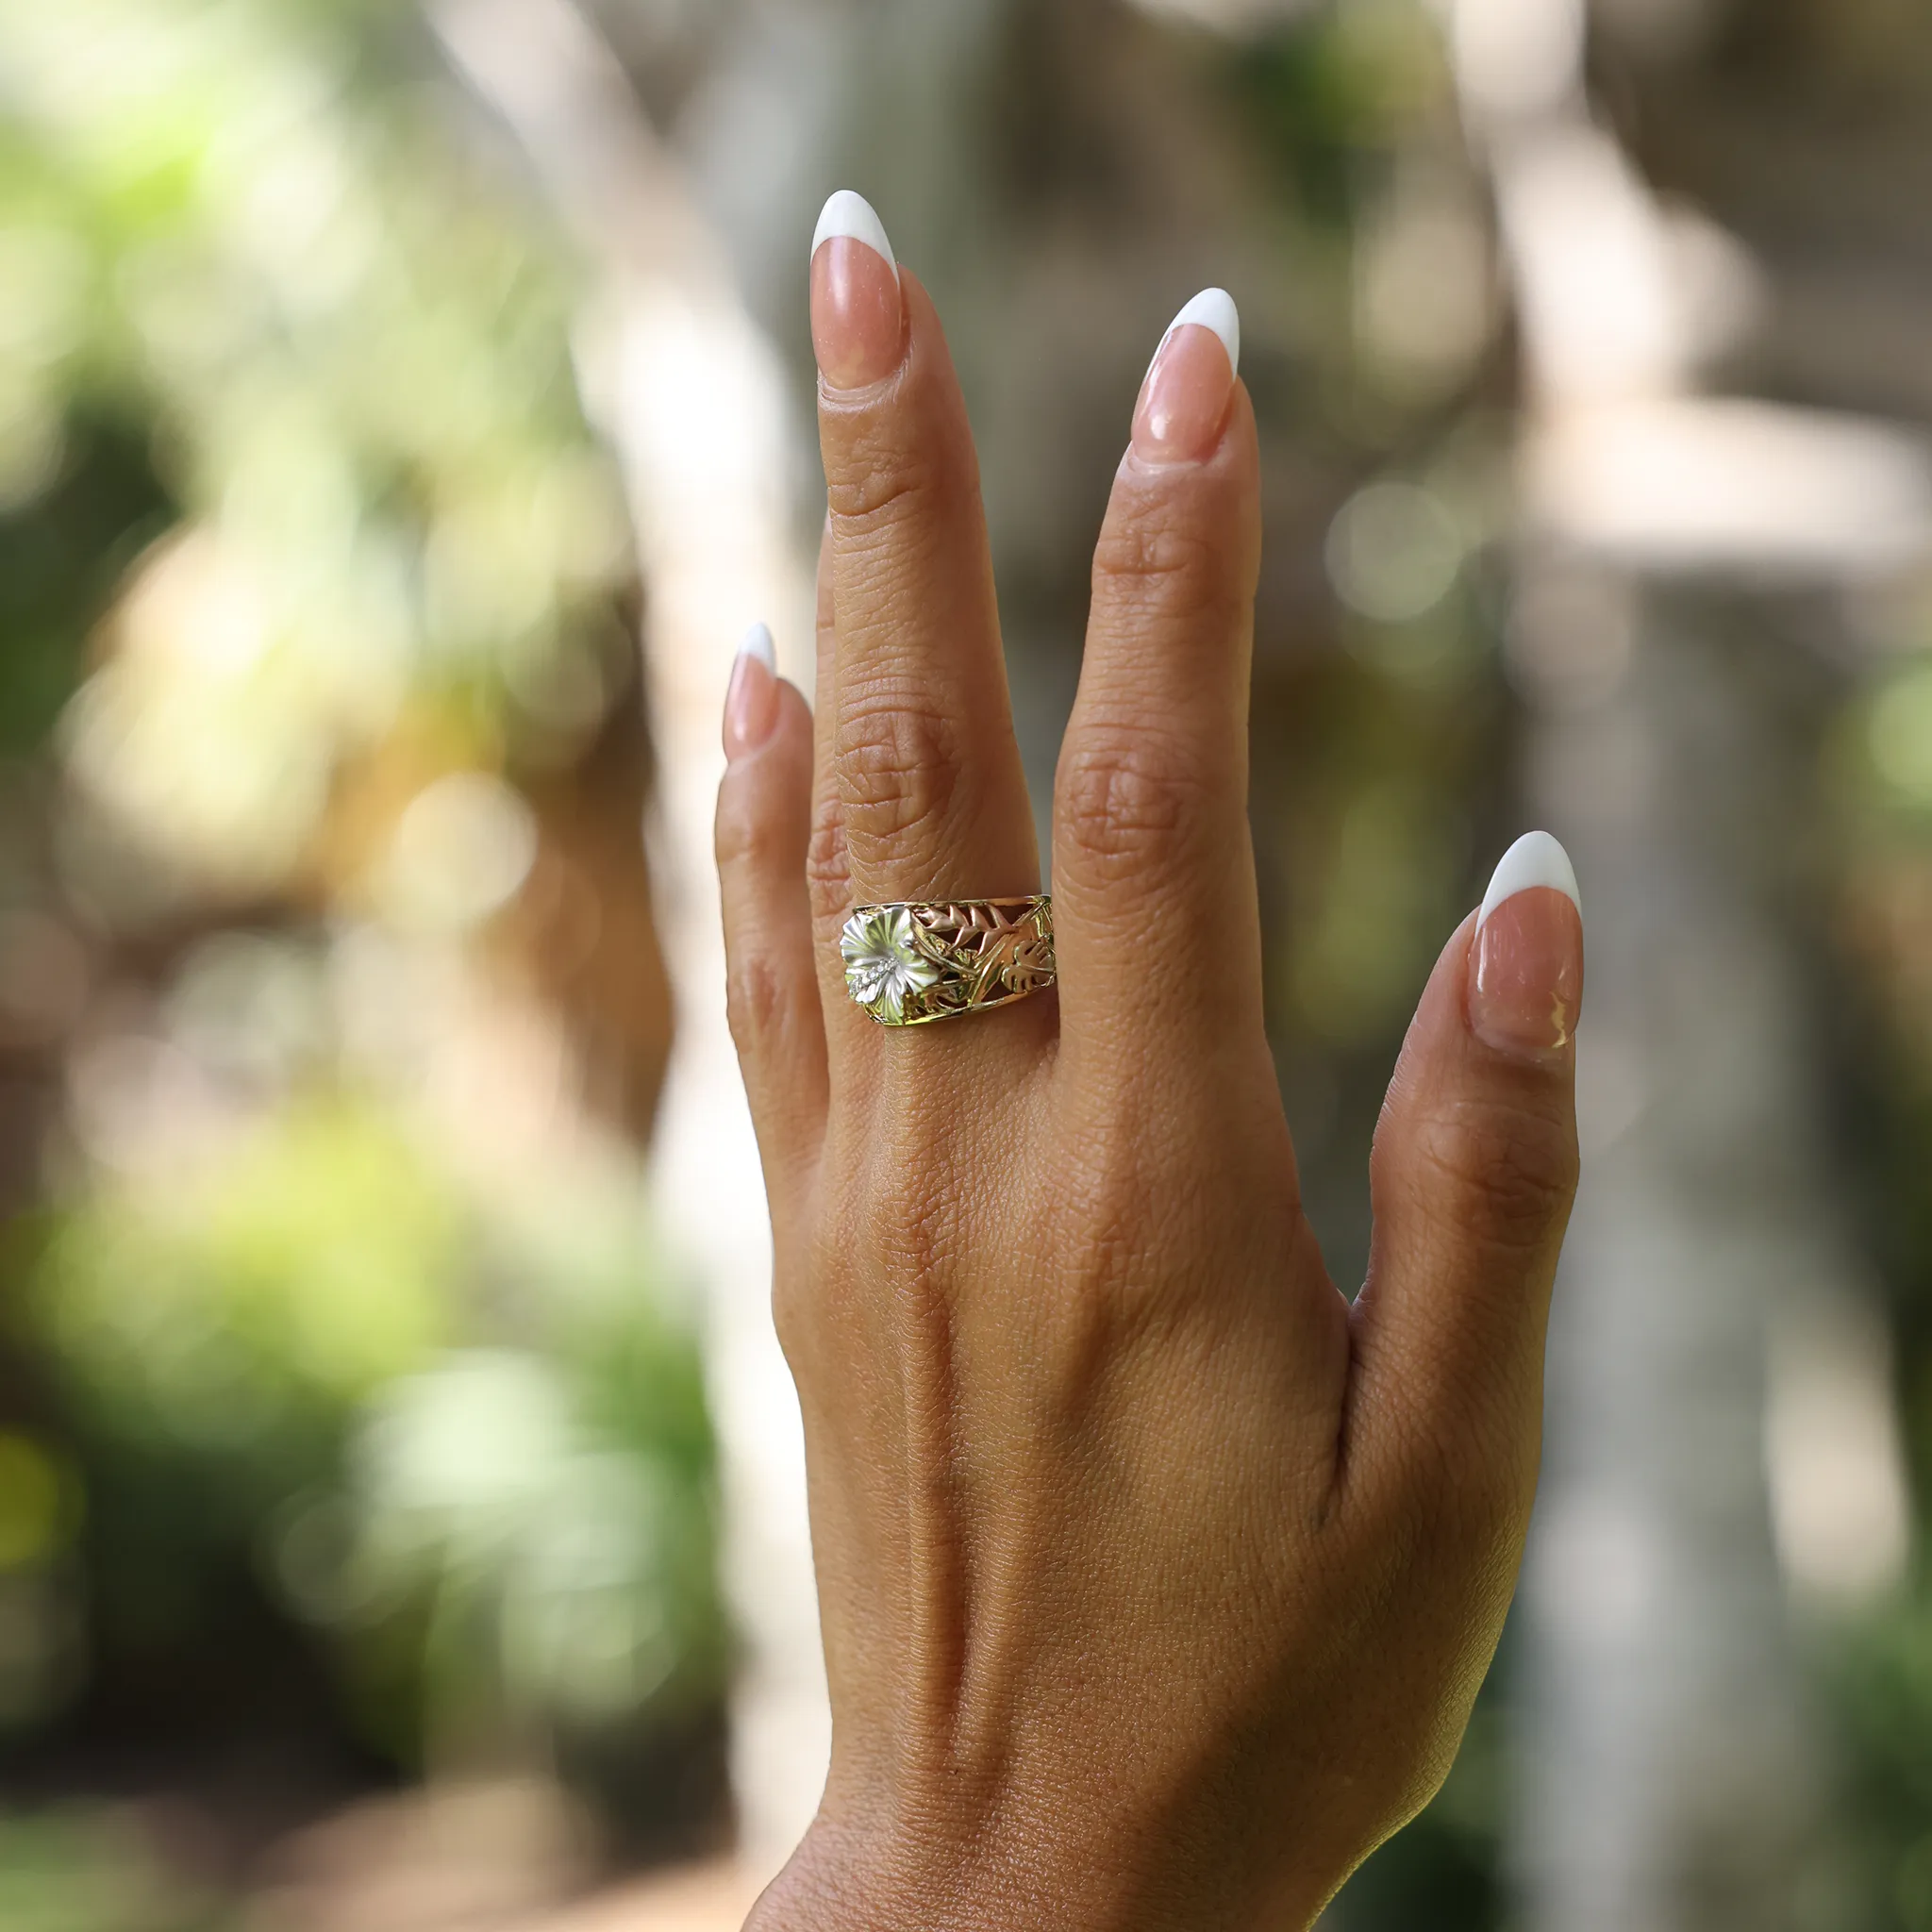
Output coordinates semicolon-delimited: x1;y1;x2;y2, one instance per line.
1164;287;1241;378
1478;830;1581;928
811;190;898;282
738;622;777;673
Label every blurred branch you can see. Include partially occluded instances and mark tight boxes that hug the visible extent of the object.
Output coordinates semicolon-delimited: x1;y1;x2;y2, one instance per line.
425;0;824;1876
428;0;722;285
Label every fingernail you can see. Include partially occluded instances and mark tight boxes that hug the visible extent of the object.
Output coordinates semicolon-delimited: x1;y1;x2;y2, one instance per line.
724;623;781;761
1132;288;1241;463
1469;831;1584;1065
810;190;903;391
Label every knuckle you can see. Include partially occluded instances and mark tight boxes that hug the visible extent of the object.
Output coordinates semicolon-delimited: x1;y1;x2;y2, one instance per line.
837;691;961;859
806;801;852;921
724;947;790;1058
1056;1156;1143;1297
826;441;945;529
1410;1099;1579;1252
1034;1122;1205;1354
713;779;768;874
1056;726;1209;880
1091;514;1240;633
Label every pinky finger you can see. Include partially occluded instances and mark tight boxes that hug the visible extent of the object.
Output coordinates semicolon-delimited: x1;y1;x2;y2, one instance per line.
1349;834;1583;1510
716;625;828;1217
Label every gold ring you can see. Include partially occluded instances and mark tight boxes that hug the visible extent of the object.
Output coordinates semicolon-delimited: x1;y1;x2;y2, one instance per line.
840;897;1055;1026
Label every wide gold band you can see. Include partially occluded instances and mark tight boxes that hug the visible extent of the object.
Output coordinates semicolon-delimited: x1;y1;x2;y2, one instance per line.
840;896;1056;1027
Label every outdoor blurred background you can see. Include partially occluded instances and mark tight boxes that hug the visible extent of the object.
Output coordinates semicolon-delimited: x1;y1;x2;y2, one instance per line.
4;0;1932;1927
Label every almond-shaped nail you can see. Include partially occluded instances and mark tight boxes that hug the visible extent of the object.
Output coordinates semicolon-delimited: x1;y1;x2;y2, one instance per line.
810;190;903;392
1469;831;1584;1065
1132;288;1241;463
724;623;781;761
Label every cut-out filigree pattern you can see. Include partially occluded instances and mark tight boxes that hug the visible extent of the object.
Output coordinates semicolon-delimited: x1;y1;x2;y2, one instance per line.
841;897;1056;1026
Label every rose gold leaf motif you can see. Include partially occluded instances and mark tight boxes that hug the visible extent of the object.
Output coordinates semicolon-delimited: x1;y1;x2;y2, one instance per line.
841;896;1056;1027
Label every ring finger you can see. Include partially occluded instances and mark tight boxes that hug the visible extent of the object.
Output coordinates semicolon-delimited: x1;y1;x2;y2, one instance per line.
808;192;1040;1038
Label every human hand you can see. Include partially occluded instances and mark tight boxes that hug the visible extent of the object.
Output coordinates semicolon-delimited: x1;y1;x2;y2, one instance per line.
716;191;1583;1931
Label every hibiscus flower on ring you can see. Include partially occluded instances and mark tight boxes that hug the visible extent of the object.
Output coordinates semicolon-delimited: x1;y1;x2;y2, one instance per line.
841;907;942;1022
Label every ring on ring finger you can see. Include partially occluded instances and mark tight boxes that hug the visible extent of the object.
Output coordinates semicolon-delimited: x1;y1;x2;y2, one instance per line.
840;896;1056;1026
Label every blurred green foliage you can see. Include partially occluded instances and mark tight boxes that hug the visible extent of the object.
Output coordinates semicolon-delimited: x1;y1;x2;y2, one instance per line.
13;1081;725;1781
1233;0;1454;229
0;0;722;1894
0;0;635;910
1812;615;1932;1926
39;1099;460;1466
0;1807;231;1932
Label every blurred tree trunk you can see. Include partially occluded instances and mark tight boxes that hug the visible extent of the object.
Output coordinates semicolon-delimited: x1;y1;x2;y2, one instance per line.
1510;568;1846;1930
1492;6;1932;1924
